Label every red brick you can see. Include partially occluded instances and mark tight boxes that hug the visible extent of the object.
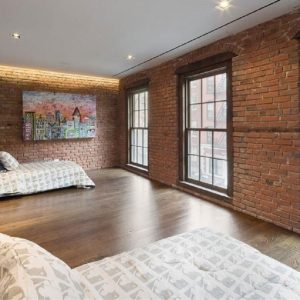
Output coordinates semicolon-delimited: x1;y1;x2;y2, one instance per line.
119;10;300;233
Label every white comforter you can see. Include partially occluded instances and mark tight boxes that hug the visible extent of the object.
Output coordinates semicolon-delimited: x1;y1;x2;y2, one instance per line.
76;228;300;300
0;160;95;196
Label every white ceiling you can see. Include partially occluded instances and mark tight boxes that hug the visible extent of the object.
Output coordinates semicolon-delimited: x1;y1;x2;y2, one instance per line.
0;0;299;78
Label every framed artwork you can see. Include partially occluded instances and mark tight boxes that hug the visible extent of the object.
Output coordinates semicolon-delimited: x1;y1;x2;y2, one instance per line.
23;91;96;141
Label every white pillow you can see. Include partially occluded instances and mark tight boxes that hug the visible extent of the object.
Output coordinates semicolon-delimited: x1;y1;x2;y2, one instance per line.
0;233;94;300
0;152;19;171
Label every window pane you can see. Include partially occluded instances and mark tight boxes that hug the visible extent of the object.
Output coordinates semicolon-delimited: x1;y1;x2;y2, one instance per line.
134;94;139;110
131;129;137;146
190;104;201;128
143;148;148;166
131;146;137;163
216;101;226;129
200;157;212;184
137;147;143;165
145;92;148;109
189;79;201;104
133;111;139;127
214;132;227;160
216;73;227;101
145;110;148;127
202;103;214;128
137;129;143;147
200;131;212;157
188;130;199;155
202;76;214;102
188;155;199;180
143;130;148;148
139;110;145;127
139;93;145;110
214;159;227;188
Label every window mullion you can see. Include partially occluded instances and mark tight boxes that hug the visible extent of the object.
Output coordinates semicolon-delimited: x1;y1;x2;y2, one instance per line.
214;75;216;129
142;129;144;165
138;93;140;127
198;130;201;181
130;95;133;164
200;79;203;128
212;131;214;186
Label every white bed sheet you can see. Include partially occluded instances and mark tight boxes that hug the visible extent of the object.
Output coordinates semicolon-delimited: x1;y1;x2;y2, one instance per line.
0;160;95;196
76;228;300;300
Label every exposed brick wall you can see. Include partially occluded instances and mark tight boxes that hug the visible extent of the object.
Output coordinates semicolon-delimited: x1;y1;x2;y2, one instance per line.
119;10;300;233
0;66;119;170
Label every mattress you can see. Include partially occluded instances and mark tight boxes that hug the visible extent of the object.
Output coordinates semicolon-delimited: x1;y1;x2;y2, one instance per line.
0;160;95;196
76;228;300;300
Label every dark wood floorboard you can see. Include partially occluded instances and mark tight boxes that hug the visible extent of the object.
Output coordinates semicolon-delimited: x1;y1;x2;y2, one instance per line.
0;168;299;270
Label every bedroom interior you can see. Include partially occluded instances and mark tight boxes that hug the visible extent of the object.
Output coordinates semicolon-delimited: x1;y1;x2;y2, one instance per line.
0;0;300;299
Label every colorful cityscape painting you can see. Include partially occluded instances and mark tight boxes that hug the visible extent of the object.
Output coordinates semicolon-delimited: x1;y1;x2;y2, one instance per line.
23;91;96;141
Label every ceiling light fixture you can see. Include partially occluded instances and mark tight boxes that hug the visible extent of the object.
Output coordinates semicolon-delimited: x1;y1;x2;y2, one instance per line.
127;54;135;60
216;0;231;11
11;32;21;39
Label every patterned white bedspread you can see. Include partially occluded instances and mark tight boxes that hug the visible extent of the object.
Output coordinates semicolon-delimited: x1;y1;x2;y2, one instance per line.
0;160;95;196
76;228;300;300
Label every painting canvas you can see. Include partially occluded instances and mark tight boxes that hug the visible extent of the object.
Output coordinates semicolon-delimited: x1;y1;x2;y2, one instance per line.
23;91;96;141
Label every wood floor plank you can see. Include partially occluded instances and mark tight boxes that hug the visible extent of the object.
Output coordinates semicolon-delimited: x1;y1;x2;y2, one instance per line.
0;168;299;270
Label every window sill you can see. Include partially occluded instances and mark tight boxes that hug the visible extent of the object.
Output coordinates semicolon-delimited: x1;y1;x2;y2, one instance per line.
125;164;149;177
177;180;232;203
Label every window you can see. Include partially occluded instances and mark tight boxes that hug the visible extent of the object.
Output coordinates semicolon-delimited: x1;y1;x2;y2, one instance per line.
128;87;149;170
180;61;232;195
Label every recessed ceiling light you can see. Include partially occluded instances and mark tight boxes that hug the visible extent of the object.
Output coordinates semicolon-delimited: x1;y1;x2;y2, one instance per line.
216;0;231;10
127;54;135;60
11;32;21;39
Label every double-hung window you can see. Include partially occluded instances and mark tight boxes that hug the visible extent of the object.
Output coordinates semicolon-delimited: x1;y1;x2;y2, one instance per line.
180;60;233;196
128;87;149;170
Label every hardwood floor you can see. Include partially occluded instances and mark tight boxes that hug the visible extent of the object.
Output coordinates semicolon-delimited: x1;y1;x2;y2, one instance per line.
0;168;300;271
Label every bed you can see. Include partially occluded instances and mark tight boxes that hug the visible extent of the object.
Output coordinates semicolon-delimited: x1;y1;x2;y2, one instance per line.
1;228;300;299
0;160;95;197
76;228;300;299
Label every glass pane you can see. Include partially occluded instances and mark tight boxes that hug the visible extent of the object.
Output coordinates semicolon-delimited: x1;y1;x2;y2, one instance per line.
144;109;148;127
188;155;199;180
214;132;227;160
143;130;148;148
139;93;145;110
134;94;139;110
214;159;228;188
216;101;226;129
215;73;227;101
137;147;143;165
202;76;214;102
189;104;201;128
200;157;212;184
131;146;137;163
137;129;143;147
202;103;214;128
188;131;199;155
139;110;145;127
143;148;148;166
133;111;139;127
200;131;212;157
145;92;148;109
131;129;137;146
189;79;201;104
